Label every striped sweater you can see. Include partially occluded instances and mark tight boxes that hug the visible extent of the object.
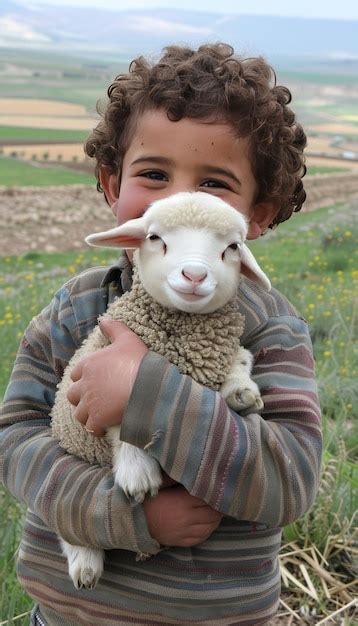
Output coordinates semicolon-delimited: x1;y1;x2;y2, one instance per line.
0;256;322;626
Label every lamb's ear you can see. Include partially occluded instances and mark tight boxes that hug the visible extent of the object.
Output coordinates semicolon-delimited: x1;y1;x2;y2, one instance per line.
240;243;271;291
85;218;147;249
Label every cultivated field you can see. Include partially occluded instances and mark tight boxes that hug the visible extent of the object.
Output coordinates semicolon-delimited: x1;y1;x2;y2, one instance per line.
1;51;358;172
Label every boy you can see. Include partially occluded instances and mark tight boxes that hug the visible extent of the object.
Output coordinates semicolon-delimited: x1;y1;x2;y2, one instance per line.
0;43;321;625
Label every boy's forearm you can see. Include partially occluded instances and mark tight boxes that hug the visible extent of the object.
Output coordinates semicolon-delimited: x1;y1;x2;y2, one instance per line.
121;316;322;528
0;300;160;556
0;408;160;555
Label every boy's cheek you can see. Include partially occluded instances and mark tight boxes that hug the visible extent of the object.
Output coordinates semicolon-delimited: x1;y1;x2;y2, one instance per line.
112;189;149;225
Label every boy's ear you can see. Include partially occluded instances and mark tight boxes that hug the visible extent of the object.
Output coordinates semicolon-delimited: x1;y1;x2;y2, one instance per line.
99;168;119;212
247;201;278;240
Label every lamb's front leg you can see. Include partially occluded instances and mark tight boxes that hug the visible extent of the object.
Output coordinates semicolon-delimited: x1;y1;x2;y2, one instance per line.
220;347;264;412
107;426;163;503
61;540;104;590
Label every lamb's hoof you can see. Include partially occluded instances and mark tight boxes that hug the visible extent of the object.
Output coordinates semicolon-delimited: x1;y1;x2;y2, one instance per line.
77;567;99;590
125;486;155;504
115;458;162;503
121;477;161;503
68;547;104;590
227;388;264;412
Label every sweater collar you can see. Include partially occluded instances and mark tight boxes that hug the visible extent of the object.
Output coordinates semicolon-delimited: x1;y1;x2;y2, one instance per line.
100;253;133;294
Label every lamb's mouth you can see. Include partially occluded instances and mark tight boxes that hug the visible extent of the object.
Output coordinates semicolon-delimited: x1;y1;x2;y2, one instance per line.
173;290;208;301
169;285;215;304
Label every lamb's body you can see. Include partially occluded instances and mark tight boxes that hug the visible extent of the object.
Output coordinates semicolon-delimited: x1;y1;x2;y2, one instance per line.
51;266;245;467
50;191;269;590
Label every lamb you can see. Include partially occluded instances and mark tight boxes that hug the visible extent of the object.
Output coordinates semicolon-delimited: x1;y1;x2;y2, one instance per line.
51;191;271;590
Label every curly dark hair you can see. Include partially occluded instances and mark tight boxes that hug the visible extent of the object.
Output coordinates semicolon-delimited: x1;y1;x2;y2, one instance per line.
85;43;307;227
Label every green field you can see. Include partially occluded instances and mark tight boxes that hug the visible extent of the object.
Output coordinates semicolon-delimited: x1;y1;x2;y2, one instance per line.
0;200;357;623
306;164;349;175
0;157;94;186
0;126;89;142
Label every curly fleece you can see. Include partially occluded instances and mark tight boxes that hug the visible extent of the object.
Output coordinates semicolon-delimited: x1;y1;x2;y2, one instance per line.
51;266;245;467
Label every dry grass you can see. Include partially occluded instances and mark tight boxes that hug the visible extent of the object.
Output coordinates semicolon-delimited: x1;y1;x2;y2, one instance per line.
275;442;357;624
278;538;357;624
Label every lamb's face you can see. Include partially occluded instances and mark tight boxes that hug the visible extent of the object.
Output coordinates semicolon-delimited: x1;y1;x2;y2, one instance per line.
85;192;270;313
136;222;244;314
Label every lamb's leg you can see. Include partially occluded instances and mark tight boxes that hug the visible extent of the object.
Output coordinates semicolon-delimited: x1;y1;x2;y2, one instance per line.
61;539;104;590
220;347;264;412
107;427;163;503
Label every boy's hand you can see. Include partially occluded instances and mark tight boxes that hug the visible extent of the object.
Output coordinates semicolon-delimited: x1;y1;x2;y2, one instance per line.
67;319;148;436
143;486;222;547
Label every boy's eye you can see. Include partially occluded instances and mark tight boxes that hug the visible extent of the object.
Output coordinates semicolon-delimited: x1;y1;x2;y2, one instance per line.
140;170;167;181
201;179;229;189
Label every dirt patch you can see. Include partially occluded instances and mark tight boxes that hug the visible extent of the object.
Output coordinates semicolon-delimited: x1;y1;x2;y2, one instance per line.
1;184;108;255
1;172;358;256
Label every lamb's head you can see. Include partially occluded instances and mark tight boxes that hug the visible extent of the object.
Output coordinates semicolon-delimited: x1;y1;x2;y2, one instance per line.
86;192;270;314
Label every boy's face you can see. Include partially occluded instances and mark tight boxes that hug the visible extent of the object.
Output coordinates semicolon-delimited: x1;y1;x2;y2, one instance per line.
101;109;276;242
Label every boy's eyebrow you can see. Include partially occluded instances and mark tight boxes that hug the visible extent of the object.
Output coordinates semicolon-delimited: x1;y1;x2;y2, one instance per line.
130;157;242;186
130;156;171;167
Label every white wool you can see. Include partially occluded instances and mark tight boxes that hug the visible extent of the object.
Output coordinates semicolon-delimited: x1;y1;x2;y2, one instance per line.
145;191;248;237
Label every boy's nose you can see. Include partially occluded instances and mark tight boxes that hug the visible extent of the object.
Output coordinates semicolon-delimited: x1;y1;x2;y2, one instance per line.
181;263;208;284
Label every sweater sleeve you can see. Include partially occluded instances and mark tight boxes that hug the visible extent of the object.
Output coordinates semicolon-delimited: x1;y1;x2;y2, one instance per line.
0;283;160;555
120;313;322;528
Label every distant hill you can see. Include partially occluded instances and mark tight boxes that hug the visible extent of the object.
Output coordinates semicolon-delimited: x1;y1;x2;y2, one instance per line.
1;0;358;61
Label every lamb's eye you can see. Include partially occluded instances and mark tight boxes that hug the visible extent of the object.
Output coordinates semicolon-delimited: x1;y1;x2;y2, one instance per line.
222;242;240;260
147;233;160;241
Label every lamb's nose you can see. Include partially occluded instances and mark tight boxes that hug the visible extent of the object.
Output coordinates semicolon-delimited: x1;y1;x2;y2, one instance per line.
181;264;208;284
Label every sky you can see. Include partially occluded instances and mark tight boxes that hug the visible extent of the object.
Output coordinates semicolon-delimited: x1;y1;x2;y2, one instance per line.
26;0;358;21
